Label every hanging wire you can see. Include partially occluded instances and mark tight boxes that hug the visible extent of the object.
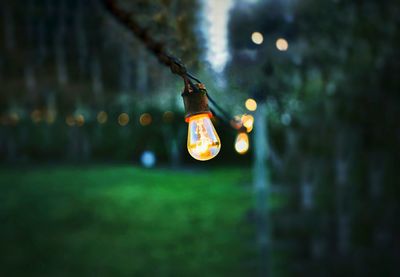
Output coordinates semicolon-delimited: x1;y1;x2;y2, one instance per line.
185;78;242;129
102;0;187;78
102;0;243;131
186;72;202;84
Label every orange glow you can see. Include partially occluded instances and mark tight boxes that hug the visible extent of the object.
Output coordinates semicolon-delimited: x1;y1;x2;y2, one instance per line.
187;113;221;161
118;113;130;126
75;114;85;127
235;133;249;154
139;113;152;126
245;98;257;111
276;38;288;51
241;114;254;132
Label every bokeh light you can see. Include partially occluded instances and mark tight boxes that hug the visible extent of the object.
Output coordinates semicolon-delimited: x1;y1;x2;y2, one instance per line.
75;114;85;127
162;111;174;123
0;2;395;276
141;151;156;168
276;38;288;51
97;111;108;124
245;98;257;111
118;113;130;126
235;133;249;154
139;113;152;126
241;114;254;133
231;115;243;130
251;32;264;45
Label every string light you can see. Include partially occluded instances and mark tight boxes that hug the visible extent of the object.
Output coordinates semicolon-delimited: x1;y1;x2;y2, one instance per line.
251;32;264;45
183;83;221;161
75;114;85;127
276;38;288;51
187;114;221;161
241;114;254;133
139;113;152;126
235;132;249;154
245;98;257;111
0;1;256;163
118;113;130;126
97;111;108;124
103;0;245;161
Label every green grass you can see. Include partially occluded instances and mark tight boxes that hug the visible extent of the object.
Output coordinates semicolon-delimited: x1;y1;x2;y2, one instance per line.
0;165;259;276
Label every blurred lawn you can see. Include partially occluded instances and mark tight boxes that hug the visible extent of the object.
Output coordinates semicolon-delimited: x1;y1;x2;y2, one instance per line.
0;165;259;276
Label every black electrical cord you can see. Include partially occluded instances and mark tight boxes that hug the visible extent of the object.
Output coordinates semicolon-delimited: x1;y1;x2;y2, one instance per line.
186;75;241;129
102;0;189;78
103;0;242;131
186;72;202;84
207;93;236;123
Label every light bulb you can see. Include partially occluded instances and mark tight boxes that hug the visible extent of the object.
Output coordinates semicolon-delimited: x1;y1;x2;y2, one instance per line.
235;132;249;154
187;113;221;161
241;114;254;133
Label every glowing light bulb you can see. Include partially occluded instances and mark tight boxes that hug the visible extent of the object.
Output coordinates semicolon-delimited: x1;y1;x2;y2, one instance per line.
245;98;257;111
276;38;288;51
235;133;249;154
251;32;264;45
241;114;254;132
187;114;221;161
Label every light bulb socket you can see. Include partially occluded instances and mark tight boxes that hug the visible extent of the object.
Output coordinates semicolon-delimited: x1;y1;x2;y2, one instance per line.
182;83;212;122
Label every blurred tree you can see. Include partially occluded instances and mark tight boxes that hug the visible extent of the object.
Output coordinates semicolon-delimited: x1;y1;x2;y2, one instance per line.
227;0;399;275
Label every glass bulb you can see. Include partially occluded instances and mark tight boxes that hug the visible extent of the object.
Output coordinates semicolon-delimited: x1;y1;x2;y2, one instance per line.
241;114;254;132
235;132;249;154
187;114;221;161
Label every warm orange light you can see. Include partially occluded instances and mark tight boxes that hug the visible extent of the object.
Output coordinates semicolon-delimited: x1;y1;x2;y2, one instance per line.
75;114;85;127
276;38;288;51
139;113;152;126
187;113;221;161
241;114;254;132
245;98;257;111
235;132;249;154
251;32;264;45
118;113;130;126
97;111;108;124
